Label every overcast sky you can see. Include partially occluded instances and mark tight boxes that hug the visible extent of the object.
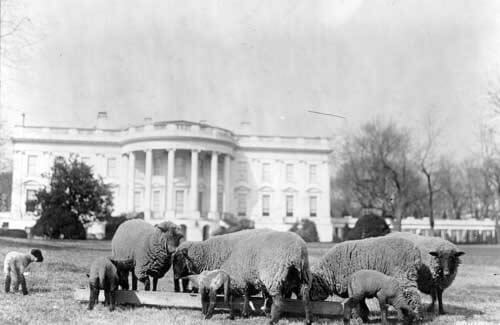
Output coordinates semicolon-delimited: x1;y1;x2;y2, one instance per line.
2;0;500;159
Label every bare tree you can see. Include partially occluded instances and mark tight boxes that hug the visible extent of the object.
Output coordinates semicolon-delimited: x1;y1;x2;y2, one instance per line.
436;157;466;219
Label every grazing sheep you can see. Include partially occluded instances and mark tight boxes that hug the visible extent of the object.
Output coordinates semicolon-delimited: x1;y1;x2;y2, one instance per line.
4;249;43;295
87;256;134;311
111;219;184;291
309;236;423;321
343;270;418;325
172;229;313;325
386;232;465;314
183;269;234;320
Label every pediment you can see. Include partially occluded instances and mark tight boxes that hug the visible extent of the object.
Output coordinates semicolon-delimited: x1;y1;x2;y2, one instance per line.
258;186;274;193
306;187;322;194
282;186;298;193
234;185;251;193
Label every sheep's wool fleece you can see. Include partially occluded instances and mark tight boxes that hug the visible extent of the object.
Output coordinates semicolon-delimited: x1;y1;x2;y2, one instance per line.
179;229;310;296
3;252;36;274
112;219;172;280
386;232;461;293
312;236;422;298
88;256;118;289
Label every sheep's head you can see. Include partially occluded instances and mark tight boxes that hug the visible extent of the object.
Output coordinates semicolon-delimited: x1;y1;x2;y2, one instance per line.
155;222;184;253
309;272;330;301
429;250;464;277
30;249;44;262
109;258;134;290
402;288;423;321
172;248;196;280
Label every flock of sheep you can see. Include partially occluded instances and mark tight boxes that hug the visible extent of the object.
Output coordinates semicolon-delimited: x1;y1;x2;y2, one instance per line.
3;218;465;325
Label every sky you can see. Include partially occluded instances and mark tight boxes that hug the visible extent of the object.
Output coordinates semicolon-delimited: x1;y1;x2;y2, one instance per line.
2;0;500;159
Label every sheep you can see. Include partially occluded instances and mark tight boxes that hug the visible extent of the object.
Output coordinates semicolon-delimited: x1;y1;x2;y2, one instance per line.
386;232;465;314
111;219;184;291
309;236;423;322
172;228;313;325
87;256;134;311
182;269;234;320
343;270;418;325
4;249;44;295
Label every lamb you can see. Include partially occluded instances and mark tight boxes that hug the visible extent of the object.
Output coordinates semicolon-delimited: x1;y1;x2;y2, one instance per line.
182;269;234;320
111;219;184;291
4;249;44;295
87;256;134;311
343;270;418;325
309;236;423;321
386;232;465;314
172;228;313;325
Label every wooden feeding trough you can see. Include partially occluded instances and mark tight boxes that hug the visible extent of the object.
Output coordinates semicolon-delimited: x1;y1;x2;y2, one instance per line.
73;289;344;319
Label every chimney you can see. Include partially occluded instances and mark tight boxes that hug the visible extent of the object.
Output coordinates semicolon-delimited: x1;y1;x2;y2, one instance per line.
239;120;251;134
96;111;108;129
144;117;152;124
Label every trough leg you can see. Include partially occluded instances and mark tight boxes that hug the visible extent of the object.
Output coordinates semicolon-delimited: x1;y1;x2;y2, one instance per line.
269;294;284;325
228;293;235;320
358;299;370;322
300;283;312;325
132;273;138;291
4;273;11;293
144;277;151;291
437;288;445;314
152;277;158;291
343;297;355;325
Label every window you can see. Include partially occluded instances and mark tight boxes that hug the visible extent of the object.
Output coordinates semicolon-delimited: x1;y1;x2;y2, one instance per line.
175;190;184;213
152;190;161;212
286;195;294;217
25;190;37;212
27;155;37;176
309;165;317;184
237;193;247;216
153;156;162;176
262;194;270;217
309;196;317;217
175;157;186;177
134;191;143;211
54;156;64;164
262;163;271;183
238;161;248;182
107;158;117;178
286;164;294;183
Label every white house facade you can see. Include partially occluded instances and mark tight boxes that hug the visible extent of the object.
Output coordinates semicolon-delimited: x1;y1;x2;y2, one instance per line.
9;113;333;241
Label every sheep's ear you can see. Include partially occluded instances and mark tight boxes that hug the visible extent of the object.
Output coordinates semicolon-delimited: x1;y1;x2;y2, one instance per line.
429;251;439;257
155;222;172;232
455;251;465;257
180;248;189;257
110;258;134;270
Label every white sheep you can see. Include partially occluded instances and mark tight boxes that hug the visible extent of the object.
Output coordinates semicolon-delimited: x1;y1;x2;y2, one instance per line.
4;249;44;295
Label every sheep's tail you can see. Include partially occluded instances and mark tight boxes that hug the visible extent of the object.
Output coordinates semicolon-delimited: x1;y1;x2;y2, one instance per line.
223;275;230;305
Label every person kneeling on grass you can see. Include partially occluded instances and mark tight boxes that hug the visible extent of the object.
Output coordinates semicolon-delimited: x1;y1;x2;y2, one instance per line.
4;249;44;295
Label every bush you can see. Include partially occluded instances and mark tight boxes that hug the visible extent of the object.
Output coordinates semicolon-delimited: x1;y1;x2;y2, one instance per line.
346;213;390;240
103;212;143;240
289;219;319;243
211;215;254;236
32;206;86;239
0;228;28;238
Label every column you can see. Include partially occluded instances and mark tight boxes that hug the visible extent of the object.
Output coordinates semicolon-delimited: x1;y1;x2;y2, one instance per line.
190;150;200;218
165;149;176;218
208;151;219;219
127;151;135;212
10;151;22;218
144;149;153;221
223;154;231;214
120;154;129;214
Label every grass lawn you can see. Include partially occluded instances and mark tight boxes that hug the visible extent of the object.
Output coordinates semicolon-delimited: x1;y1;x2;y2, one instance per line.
0;237;499;325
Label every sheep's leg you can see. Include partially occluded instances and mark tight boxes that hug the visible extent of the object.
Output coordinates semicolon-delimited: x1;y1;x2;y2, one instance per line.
132;273;138;291
144;277;151;291
152;277;158;291
201;290;209;315
427;288;436;313
269;294;284;325
19;273;28;295
358;299;370;322
205;290;217;319
242;287;251;318
174;278;180;292
89;287;99;310
4;273;11;293
104;290;110;306
228;293;235;320
437;288;446;315
109;290;116;311
300;283;312;325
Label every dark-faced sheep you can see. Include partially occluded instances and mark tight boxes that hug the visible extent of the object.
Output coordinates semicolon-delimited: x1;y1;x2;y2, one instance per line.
87;256;134;311
344;270;418;325
172;229;313;325
4;249;43;295
183;269;234;320
111;219;183;291
309;236;423;321
386;232;464;314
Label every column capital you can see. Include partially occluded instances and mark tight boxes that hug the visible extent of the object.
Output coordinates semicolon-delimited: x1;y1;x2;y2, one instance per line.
191;149;201;153
144;148;152;153
165;148;176;153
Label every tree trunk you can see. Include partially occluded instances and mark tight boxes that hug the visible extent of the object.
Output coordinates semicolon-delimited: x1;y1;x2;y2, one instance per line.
424;171;435;236
393;201;404;232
